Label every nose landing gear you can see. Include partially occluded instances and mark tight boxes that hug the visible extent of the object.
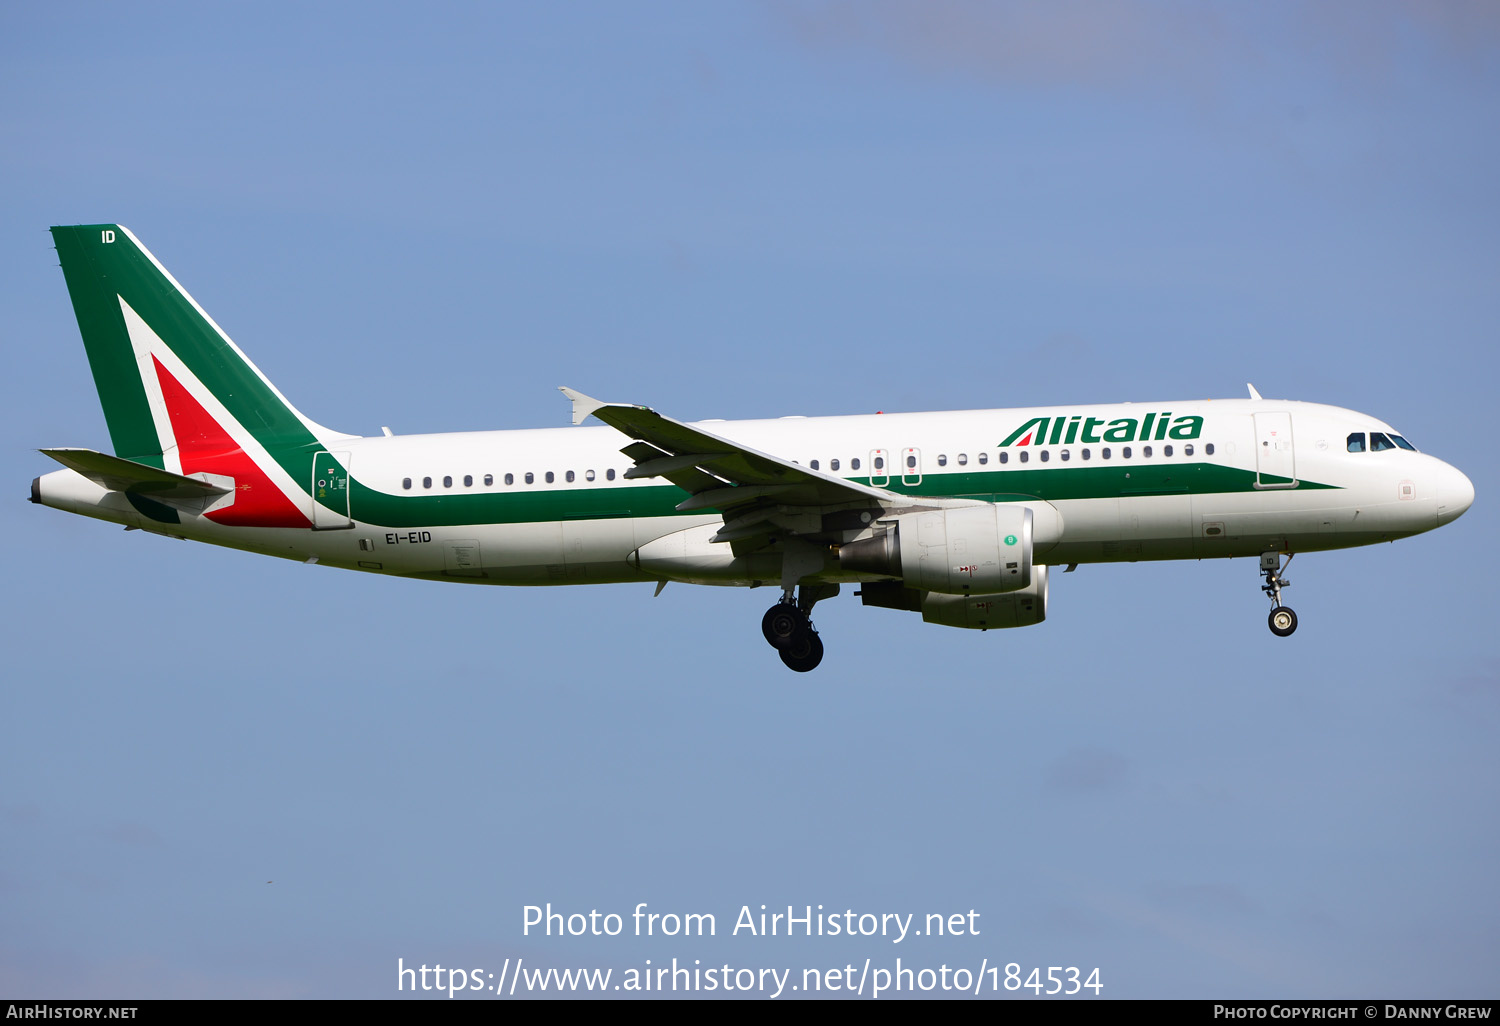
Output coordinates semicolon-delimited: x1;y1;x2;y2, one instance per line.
1261;552;1297;637
761;583;838;672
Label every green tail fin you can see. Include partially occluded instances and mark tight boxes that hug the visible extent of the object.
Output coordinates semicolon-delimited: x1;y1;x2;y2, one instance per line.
50;224;344;465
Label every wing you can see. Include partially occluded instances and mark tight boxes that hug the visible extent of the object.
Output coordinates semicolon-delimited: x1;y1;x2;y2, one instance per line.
560;388;941;549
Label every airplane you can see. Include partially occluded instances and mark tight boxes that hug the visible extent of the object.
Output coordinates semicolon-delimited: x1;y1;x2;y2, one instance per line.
31;224;1475;672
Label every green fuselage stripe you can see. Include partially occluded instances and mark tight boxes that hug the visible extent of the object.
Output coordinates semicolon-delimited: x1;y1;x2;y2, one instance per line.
331;461;1333;529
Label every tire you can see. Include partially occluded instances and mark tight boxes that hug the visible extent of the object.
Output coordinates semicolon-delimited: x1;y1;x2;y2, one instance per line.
762;604;806;650
779;631;824;672
1268;607;1298;637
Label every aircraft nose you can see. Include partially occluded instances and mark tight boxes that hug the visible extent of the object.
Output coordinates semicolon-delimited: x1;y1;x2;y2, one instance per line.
1435;462;1474;526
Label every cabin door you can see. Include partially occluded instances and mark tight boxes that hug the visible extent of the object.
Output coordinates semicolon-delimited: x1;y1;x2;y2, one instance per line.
1253;413;1297;489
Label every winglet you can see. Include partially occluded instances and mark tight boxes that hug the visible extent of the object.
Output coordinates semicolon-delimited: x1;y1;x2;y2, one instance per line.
559;386;607;426
1246;383;1263;401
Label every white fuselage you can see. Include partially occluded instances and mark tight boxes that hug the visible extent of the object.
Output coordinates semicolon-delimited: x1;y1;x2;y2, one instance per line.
35;398;1474;587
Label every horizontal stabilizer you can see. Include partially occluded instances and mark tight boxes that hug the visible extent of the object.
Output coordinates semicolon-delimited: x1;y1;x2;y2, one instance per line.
39;448;230;499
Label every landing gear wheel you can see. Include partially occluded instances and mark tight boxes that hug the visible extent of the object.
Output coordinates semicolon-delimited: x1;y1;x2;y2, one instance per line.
762;603;807;650
779;630;824;672
1268;607;1298;637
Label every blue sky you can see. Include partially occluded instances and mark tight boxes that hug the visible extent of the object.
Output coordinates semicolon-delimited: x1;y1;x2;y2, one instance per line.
2;1;1496;999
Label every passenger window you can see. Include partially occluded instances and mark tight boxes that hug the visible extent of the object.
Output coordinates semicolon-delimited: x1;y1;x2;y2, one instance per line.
564;470;573;483
1081;449;1090;461
906;454;916;469
1039;450;1049;463
1122;447;1132;459
586;469;596;481
957;453;967;466
1019;451;1029;464
810;460;819;470
402;478;412;490
1163;445;1173;457
442;476;452;488
545;471;555;483
1102;448;1111;460
999;451;1008;464
936;454;947;467
1370;432;1395;452
1347;433;1366;453
463;475;473;487
484;474;493;486
525;472;534;484
978;452;988;465
1142;446;1152;458
851;458;860;470
1060;449;1070;462
1184;444;1194;456
874;456;884;470
1205;443;1215;455
831;458;840;471
607;469;616;480
504;473;513;485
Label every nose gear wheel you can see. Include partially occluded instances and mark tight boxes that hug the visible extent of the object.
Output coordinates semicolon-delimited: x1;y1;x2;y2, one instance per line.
1260;552;1298;637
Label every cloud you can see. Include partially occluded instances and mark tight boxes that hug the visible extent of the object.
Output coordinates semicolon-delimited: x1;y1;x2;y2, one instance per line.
0;948;312;999
768;1;1500;93
1145;880;1258;918
1044;747;1129;794
0;802;44;827
768;0;1234;89
99;821;165;848
1442;658;1500;708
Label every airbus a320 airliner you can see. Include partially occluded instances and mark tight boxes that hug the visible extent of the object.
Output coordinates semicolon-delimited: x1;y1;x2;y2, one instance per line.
32;225;1474;671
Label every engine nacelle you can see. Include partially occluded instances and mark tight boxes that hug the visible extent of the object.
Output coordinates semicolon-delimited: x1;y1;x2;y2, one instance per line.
920;566;1049;630
839;504;1033;595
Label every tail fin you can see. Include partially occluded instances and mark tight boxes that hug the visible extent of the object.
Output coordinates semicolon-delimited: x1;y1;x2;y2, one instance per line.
51;224;351;461
50;225;355;527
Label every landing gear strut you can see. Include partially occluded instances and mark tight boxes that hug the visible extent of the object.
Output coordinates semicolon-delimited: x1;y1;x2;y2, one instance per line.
1260;552;1297;637
761;584;837;672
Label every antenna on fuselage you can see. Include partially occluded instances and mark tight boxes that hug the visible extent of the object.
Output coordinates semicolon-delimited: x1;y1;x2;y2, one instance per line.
1246;383;1263;400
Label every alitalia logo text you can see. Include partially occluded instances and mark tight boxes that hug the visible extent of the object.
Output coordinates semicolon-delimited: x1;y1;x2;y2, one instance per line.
1000;413;1204;447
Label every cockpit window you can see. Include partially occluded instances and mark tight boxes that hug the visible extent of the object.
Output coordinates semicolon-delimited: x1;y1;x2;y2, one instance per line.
1391;434;1417;451
1346;433;1365;453
1370;432;1396;452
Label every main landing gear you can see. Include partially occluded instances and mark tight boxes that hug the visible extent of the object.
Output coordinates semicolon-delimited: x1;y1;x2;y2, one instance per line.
761;584;838;672
1260;551;1297;637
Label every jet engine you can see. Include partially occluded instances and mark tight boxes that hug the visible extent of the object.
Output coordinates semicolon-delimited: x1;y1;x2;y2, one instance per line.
920;567;1048;629
838;504;1034;595
858;566;1049;630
